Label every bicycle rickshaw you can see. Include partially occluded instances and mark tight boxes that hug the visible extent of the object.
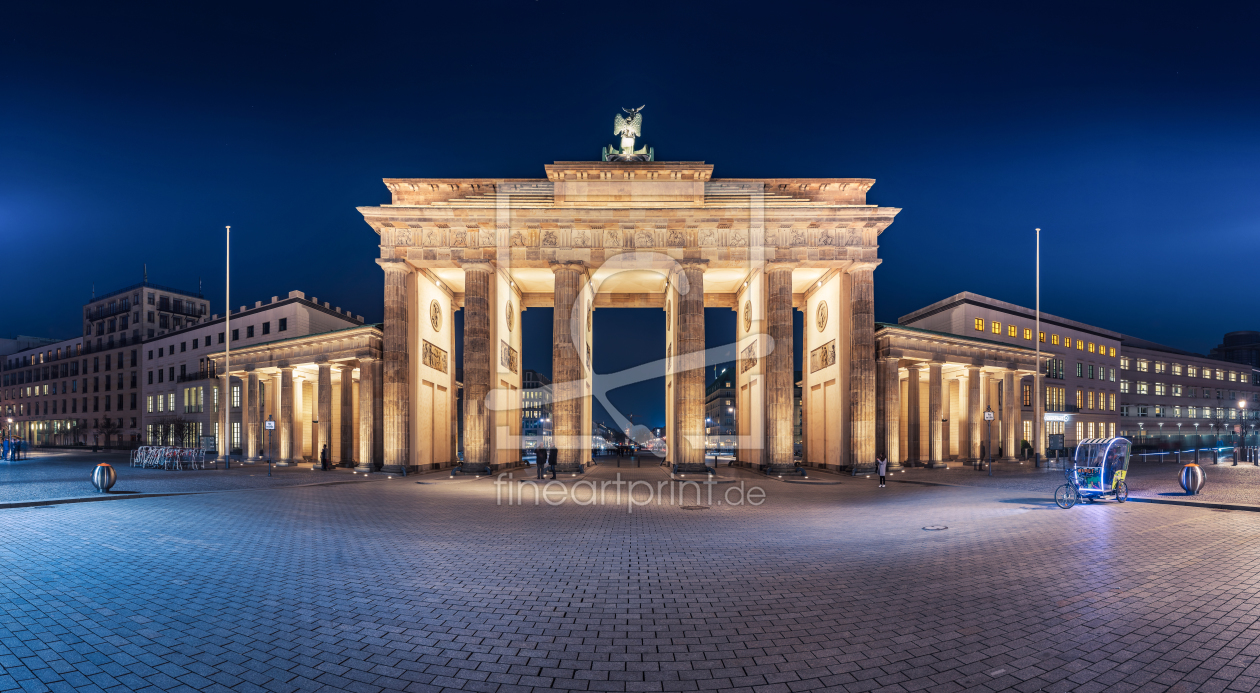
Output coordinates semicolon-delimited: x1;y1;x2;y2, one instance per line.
1055;437;1131;509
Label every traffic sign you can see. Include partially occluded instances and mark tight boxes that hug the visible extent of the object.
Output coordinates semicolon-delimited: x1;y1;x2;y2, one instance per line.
984;411;995;421
265;420;276;430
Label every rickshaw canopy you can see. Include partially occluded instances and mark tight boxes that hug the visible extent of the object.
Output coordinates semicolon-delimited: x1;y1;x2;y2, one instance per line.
1072;437;1131;492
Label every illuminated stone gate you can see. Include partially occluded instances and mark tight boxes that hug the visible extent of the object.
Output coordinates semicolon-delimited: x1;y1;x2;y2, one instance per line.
357;160;900;474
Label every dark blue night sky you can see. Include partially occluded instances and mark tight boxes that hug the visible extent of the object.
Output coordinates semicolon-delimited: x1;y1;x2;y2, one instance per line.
3;1;1259;429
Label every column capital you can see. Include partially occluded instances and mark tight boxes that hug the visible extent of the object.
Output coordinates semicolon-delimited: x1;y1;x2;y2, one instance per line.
357;355;377;364
244;364;256;372
548;260;587;272
376;258;412;274
277;361;294;371
765;259;798;270
459;259;496;272
677;258;710;269
849;260;880;273
315;355;330;364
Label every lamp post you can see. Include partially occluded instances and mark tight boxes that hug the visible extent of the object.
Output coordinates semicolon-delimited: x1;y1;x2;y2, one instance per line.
984;406;995;476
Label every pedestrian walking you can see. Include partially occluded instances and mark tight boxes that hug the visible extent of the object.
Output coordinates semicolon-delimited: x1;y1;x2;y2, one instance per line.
549;444;557;480
2;438;8;461
320;444;329;471
877;454;888;488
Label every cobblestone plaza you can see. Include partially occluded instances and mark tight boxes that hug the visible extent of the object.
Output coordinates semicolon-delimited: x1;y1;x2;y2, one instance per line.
3;453;1260;692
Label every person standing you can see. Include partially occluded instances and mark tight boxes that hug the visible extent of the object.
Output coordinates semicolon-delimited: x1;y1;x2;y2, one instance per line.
320;444;329;471
877;454;888;488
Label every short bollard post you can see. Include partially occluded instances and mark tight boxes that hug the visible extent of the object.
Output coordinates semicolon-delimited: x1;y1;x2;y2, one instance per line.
91;463;116;493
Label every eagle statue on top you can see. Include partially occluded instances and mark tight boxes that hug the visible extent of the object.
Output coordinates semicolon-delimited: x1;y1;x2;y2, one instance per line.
602;106;654;162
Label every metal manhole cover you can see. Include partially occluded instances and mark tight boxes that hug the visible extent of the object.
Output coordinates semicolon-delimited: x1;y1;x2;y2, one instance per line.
923;525;948;530
680;505;710;510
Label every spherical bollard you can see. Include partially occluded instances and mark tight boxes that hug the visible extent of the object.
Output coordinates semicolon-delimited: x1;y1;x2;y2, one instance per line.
91;463;116;493
1179;463;1205;495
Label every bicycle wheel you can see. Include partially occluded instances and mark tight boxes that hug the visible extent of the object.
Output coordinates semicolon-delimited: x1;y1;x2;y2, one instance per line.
1055;484;1077;509
1116;481;1128;503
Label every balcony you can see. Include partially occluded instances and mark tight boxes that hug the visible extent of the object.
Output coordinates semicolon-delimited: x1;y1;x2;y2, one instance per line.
176;370;218;383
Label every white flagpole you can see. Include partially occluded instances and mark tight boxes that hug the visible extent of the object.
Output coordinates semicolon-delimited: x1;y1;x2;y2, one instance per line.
1035;227;1041;467
225;225;231;466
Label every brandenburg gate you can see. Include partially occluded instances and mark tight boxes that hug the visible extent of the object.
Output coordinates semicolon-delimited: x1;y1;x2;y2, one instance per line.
356;154;901;475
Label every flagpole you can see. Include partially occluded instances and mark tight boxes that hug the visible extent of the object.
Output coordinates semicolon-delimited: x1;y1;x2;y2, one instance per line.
225;225;231;468
1035;227;1041;468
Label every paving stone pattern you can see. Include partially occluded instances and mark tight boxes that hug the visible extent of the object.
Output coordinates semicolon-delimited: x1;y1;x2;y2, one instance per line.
2;461;1260;692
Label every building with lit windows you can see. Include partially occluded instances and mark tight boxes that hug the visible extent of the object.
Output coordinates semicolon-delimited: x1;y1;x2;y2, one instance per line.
83;280;208;350
0;336;114;447
141;290;364;452
521;369;552;448
1118;334;1260;449
705;368;736;451
900;292;1121;456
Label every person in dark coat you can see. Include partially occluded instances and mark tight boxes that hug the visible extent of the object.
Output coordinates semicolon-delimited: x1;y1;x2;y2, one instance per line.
320;444;329;471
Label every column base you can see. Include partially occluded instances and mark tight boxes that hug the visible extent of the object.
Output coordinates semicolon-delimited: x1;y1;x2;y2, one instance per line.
674;463;713;474
928;461;949;469
274;460;294;467
354;463;374;473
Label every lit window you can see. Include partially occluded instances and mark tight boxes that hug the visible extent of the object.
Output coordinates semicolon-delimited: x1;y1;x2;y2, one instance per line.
1173;406;1182;418
1076;340;1084;350
1136;359;1149;372
1137;382;1149;394
991;321;1000;334
1039;331;1045;343
1230;371;1238;382
1023;328;1032;340
1109;393;1115;411
1217;369;1225;380
1188;365;1198;377
1076;390;1083;408
1088;343;1095;353
1120;357;1130;369
1172;363;1182;376
974;318;983;331
1189;406;1199;418
1109;368;1116;382
1155;383;1166;396
1007;325;1017;337
1088;391;1095;410
1172;384;1182;396
1154;361;1166;374
1051;334;1060;345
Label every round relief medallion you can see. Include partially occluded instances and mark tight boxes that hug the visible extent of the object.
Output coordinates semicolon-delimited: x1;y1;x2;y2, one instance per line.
743;301;752;332
816;301;828;332
505;301;514;332
430;299;442;332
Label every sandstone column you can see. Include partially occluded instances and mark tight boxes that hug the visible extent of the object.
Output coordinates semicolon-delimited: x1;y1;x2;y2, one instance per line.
906;364;921;465
278;365;294;465
1003;369;1017;460
551;261;585;473
676;259;708;473
849;263;877;471
462;260;494;473
378;259;410;474
877;357;900;467
967;366;982;460
766;261;796;475
356;357;375;472
339;363;355;466
317;359;332;468
928;362;943;467
244;367;258;460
